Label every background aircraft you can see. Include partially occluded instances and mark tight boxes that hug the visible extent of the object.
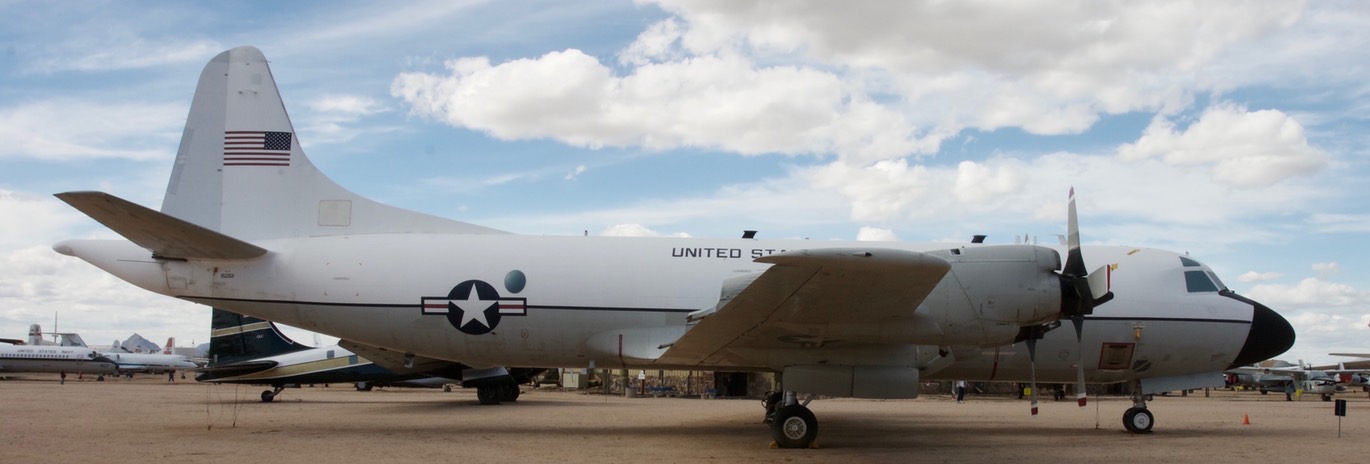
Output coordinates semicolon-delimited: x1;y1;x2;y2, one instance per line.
30;325;196;374
54;46;1295;448
0;336;117;377
198;308;538;403
1226;360;1339;400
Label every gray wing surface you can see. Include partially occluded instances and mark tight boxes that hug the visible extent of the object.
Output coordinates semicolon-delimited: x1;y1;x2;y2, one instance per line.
337;340;462;374
656;248;950;367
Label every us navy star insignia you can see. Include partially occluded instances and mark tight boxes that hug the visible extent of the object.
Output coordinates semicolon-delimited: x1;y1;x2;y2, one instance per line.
421;279;527;335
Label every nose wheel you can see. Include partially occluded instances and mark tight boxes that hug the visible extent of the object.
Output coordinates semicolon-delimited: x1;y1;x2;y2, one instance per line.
1123;407;1154;433
1122;382;1154;434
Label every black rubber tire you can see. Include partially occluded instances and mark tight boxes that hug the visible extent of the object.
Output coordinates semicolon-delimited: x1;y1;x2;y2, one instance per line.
355;382;373;391
477;386;501;405
260;390;275;403
499;383;521;403
1123;407;1154;434
443;385;453;393
769;404;818;449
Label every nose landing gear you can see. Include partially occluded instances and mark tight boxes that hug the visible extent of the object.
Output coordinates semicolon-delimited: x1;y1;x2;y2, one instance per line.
1122;381;1154;434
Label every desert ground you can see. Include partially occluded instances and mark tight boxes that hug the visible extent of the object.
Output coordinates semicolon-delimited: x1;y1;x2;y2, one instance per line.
2;374;1365;463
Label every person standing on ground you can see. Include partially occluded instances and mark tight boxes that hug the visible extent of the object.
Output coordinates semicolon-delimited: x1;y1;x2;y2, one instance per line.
955;380;967;403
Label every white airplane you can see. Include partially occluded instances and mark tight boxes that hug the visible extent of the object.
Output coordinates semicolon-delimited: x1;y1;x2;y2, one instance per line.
198;307;508;402
30;325;197;374
0;338;118;377
1226;360;1339;400
53;46;1295;448
102;337;198;374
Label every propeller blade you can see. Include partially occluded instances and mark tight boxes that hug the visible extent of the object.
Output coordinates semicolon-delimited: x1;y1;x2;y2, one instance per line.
1072;315;1087;407
1064;187;1086;277
1027;337;1039;416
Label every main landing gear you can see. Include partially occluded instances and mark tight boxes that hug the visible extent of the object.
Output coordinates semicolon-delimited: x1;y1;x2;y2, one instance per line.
763;391;818;448
475;381;521;405
1122;382;1154;434
261;386;286;403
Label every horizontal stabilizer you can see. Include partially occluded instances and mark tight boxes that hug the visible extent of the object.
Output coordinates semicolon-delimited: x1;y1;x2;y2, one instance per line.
55;191;266;260
196;360;278;376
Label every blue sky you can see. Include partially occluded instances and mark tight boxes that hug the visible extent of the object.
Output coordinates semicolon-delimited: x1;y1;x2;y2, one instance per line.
1;1;1367;364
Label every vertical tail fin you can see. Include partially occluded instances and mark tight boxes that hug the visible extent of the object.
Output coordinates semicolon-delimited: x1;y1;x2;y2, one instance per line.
59;333;87;347
27;324;41;345
206;307;312;366
164;337;175;355
161;46;503;240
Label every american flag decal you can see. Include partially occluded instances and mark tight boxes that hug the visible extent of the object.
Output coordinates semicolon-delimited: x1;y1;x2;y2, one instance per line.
224;131;292;167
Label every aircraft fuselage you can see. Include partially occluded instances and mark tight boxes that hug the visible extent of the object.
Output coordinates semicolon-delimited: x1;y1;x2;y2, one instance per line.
60;234;1269;386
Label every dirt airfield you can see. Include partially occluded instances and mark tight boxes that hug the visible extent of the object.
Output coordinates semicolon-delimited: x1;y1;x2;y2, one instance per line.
2;374;1365;463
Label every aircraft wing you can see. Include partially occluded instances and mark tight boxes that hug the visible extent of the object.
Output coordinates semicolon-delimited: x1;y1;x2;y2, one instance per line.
54;191;267;260
656;248;950;367
337;340;465;375
1227;365;1307;380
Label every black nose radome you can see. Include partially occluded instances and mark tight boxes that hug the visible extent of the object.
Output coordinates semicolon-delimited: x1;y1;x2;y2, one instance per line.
1228;298;1296;369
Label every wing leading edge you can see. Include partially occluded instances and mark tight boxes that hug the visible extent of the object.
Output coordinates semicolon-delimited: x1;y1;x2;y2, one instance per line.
657;248;951;367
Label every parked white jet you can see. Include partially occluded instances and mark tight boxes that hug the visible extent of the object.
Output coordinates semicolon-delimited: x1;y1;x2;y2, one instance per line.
53;46;1295;448
102;337;198;374
30;325;197;374
0;339;118;377
1226;360;1339;400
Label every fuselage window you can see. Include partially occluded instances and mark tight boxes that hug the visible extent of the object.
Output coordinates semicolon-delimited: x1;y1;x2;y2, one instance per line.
1185;270;1219;293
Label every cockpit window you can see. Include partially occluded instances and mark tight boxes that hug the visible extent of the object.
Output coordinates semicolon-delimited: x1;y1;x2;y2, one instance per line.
1180;256;1203;267
1185;270;1220;293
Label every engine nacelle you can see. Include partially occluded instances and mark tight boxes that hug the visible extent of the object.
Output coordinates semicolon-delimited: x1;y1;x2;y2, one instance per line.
921;245;1063;347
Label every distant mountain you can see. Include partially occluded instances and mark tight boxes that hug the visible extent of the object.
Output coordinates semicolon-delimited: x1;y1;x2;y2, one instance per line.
118;333;160;353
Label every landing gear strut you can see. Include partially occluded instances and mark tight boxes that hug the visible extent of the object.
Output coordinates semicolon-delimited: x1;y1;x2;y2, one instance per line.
765;391;818;448
1122;382;1154;434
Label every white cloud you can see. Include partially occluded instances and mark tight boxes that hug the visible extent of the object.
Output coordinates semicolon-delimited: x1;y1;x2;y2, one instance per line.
644;0;1300;135
26;40;222;74
298;94;394;145
1237;271;1282;283
0;100;184;161
600;223;690;238
1118;104;1327;187
393;50;935;159
0;190;87;251
856;227;897;242
953;160;1022;204
1312;262;1340;278
564;164;588;181
1247;278;1367;309
619;18;685;66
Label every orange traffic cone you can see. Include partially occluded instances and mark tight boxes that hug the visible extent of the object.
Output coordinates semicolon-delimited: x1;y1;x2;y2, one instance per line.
1242;414;1250;425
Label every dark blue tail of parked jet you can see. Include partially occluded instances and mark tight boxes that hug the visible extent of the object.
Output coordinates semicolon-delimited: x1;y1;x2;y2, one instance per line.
206;307;312;366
